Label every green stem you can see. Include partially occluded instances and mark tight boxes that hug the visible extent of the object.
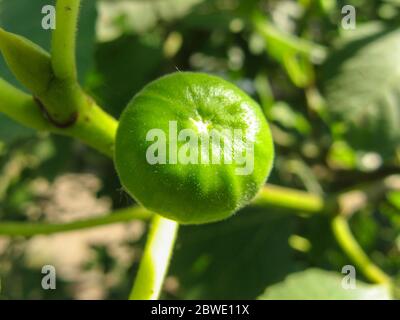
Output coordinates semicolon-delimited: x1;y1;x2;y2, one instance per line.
252;12;327;62
129;215;179;300
0;206;152;237
331;215;392;285
0;185;327;237
0;78;117;157
52;0;81;81
0;78;50;131
253;184;326;214
66;99;117;157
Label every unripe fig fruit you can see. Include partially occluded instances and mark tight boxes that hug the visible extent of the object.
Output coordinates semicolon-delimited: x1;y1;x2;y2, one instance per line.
115;72;274;224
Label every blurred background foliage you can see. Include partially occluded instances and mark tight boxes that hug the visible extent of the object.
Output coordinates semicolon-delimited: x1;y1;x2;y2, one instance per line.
0;0;399;299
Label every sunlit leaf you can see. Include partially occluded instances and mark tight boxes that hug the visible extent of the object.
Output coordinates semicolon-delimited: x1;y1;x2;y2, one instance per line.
259;269;392;300
324;24;400;159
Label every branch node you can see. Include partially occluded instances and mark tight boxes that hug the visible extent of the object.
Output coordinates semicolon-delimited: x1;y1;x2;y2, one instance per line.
34;97;78;128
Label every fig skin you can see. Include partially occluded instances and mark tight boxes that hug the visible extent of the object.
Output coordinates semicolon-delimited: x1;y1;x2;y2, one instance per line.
115;72;274;224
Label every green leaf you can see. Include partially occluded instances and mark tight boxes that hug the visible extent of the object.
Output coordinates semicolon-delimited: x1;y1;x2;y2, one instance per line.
259;268;393;300
323;24;400;159
171;208;299;299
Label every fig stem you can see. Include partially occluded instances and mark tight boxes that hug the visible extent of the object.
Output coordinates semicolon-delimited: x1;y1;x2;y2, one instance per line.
253;184;325;213
0;206;152;236
52;0;81;81
0;78;50;131
129;215;179;300
0;185;326;238
0;77;117;157
331;215;392;286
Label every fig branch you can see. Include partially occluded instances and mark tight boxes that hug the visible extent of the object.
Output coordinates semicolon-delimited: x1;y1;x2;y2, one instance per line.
52;0;81;81
0;206;153;236
0;77;116;156
331;215;392;285
0;0;116;155
0;78;50;131
0;185;326;237
129;215;179;300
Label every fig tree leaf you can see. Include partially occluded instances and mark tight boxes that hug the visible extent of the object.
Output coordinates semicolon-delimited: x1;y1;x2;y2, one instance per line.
258;268;392;300
323;24;400;158
170;208;299;299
